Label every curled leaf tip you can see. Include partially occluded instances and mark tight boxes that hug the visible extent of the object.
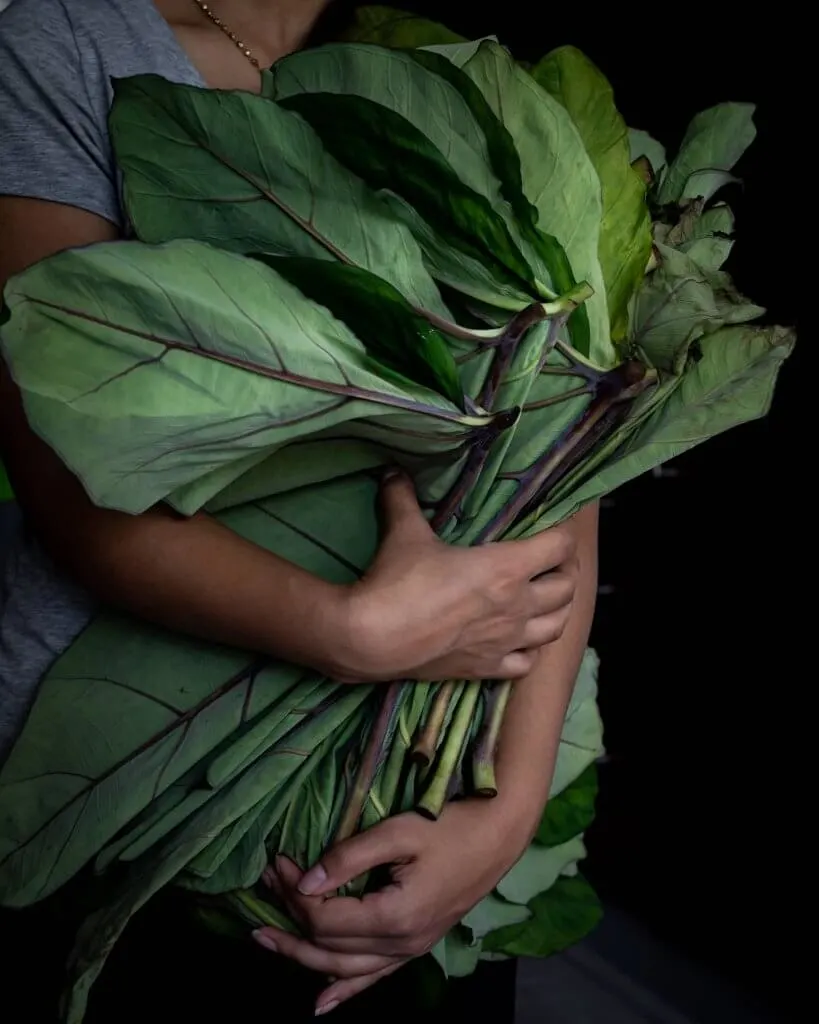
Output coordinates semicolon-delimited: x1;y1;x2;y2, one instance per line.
631;155;654;185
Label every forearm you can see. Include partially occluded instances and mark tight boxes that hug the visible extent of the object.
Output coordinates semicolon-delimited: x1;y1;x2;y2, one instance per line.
1;361;361;674
64;504;358;674
492;502;599;844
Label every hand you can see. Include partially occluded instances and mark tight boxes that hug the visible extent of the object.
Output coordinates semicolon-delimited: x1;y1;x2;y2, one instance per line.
252;800;532;1015
335;471;577;683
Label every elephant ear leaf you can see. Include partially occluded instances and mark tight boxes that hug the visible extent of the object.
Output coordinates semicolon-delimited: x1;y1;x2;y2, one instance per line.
531;46;651;346
483;874;603;957
277;91;538;299
251;255;464;405
658;103;756;206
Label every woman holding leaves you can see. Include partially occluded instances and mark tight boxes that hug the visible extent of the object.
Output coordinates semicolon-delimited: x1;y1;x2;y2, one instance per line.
0;0;598;1016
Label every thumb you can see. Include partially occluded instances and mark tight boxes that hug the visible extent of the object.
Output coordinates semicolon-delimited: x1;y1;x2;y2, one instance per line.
298;818;411;896
378;469;433;543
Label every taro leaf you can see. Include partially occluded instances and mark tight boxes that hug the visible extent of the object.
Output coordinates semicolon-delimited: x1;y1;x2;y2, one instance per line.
0;473;382;908
275;90;538;299
628;129;667;180
339;6;467;48
658;103;756;206
108;74;449;319
431;925;481;978
681;235;734;274
692;203;736;239
269;43;540;313
251;255;463;405
531;46;651;345
0;240;485;515
540;323;795;526
631;242;765;372
482;874;602;957
549;650;604;799
463;893;532;942
61;686;372;1024
496;836;586;906
406;47;593;357
536;763;598;847
455;42;612;368
682;168;740;203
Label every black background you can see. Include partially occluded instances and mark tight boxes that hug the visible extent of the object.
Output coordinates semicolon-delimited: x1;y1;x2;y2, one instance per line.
369;3;807;1018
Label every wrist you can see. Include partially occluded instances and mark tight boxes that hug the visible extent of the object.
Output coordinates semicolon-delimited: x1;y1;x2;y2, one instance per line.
304;580;387;683
457;790;542;872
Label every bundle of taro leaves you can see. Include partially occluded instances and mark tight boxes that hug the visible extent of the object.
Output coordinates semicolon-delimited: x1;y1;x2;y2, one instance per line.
0;10;794;1021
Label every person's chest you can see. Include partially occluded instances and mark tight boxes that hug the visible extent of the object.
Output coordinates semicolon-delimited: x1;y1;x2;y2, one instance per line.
165;23;264;93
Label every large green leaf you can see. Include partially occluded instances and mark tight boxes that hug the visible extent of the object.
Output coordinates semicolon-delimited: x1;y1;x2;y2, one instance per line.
61;686;372;1024
462;894;532;943
108;74;450;321
483;874;603;957
406;47;594;357
251;255;463;404
658;103;756;205
630;242;765;372
0;474;381;906
536;764;598;847
541;323;794;524
531;46;651;345
0;240;485;515
431;926;482;978
455;43;613;368
496;837;586;906
272;42;599;353
270;45;543;303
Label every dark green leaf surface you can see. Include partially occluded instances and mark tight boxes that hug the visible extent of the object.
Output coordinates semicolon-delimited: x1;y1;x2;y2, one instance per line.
252;255;463;404
483;874;603;957
536;764;598;847
278;92;538;297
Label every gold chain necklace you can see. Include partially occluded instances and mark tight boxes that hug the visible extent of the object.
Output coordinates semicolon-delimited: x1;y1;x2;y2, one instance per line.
190;1;260;69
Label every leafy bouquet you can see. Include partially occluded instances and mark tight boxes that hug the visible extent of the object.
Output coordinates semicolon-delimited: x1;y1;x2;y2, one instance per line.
0;10;793;1020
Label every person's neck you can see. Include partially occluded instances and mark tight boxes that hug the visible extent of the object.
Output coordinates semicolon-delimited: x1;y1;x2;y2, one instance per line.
161;1;332;59
206;0;331;55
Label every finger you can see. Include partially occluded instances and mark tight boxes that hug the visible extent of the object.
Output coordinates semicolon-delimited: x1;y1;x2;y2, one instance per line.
496;648;538;679
271;855;396;945
511;526;576;578
266;855;317;933
297;884;421;946
297;817;416;897
520;607;572;649
252;926;394;980
315;962;404;1015
528;571;576;616
379;470;433;543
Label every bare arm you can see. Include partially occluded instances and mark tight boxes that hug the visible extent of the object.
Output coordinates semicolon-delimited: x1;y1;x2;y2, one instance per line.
0;199;361;675
491;501;599;844
0;198;581;682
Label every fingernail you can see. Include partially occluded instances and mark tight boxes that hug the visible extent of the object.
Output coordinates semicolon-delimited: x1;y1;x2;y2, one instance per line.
315;1000;339;1016
298;863;328;895
252;929;278;953
380;466;402;482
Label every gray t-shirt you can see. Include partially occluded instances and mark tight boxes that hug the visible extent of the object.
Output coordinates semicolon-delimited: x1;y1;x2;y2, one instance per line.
0;0;205;755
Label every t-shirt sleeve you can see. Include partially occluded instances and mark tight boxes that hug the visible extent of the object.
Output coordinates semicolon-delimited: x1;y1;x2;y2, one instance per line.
0;0;122;226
